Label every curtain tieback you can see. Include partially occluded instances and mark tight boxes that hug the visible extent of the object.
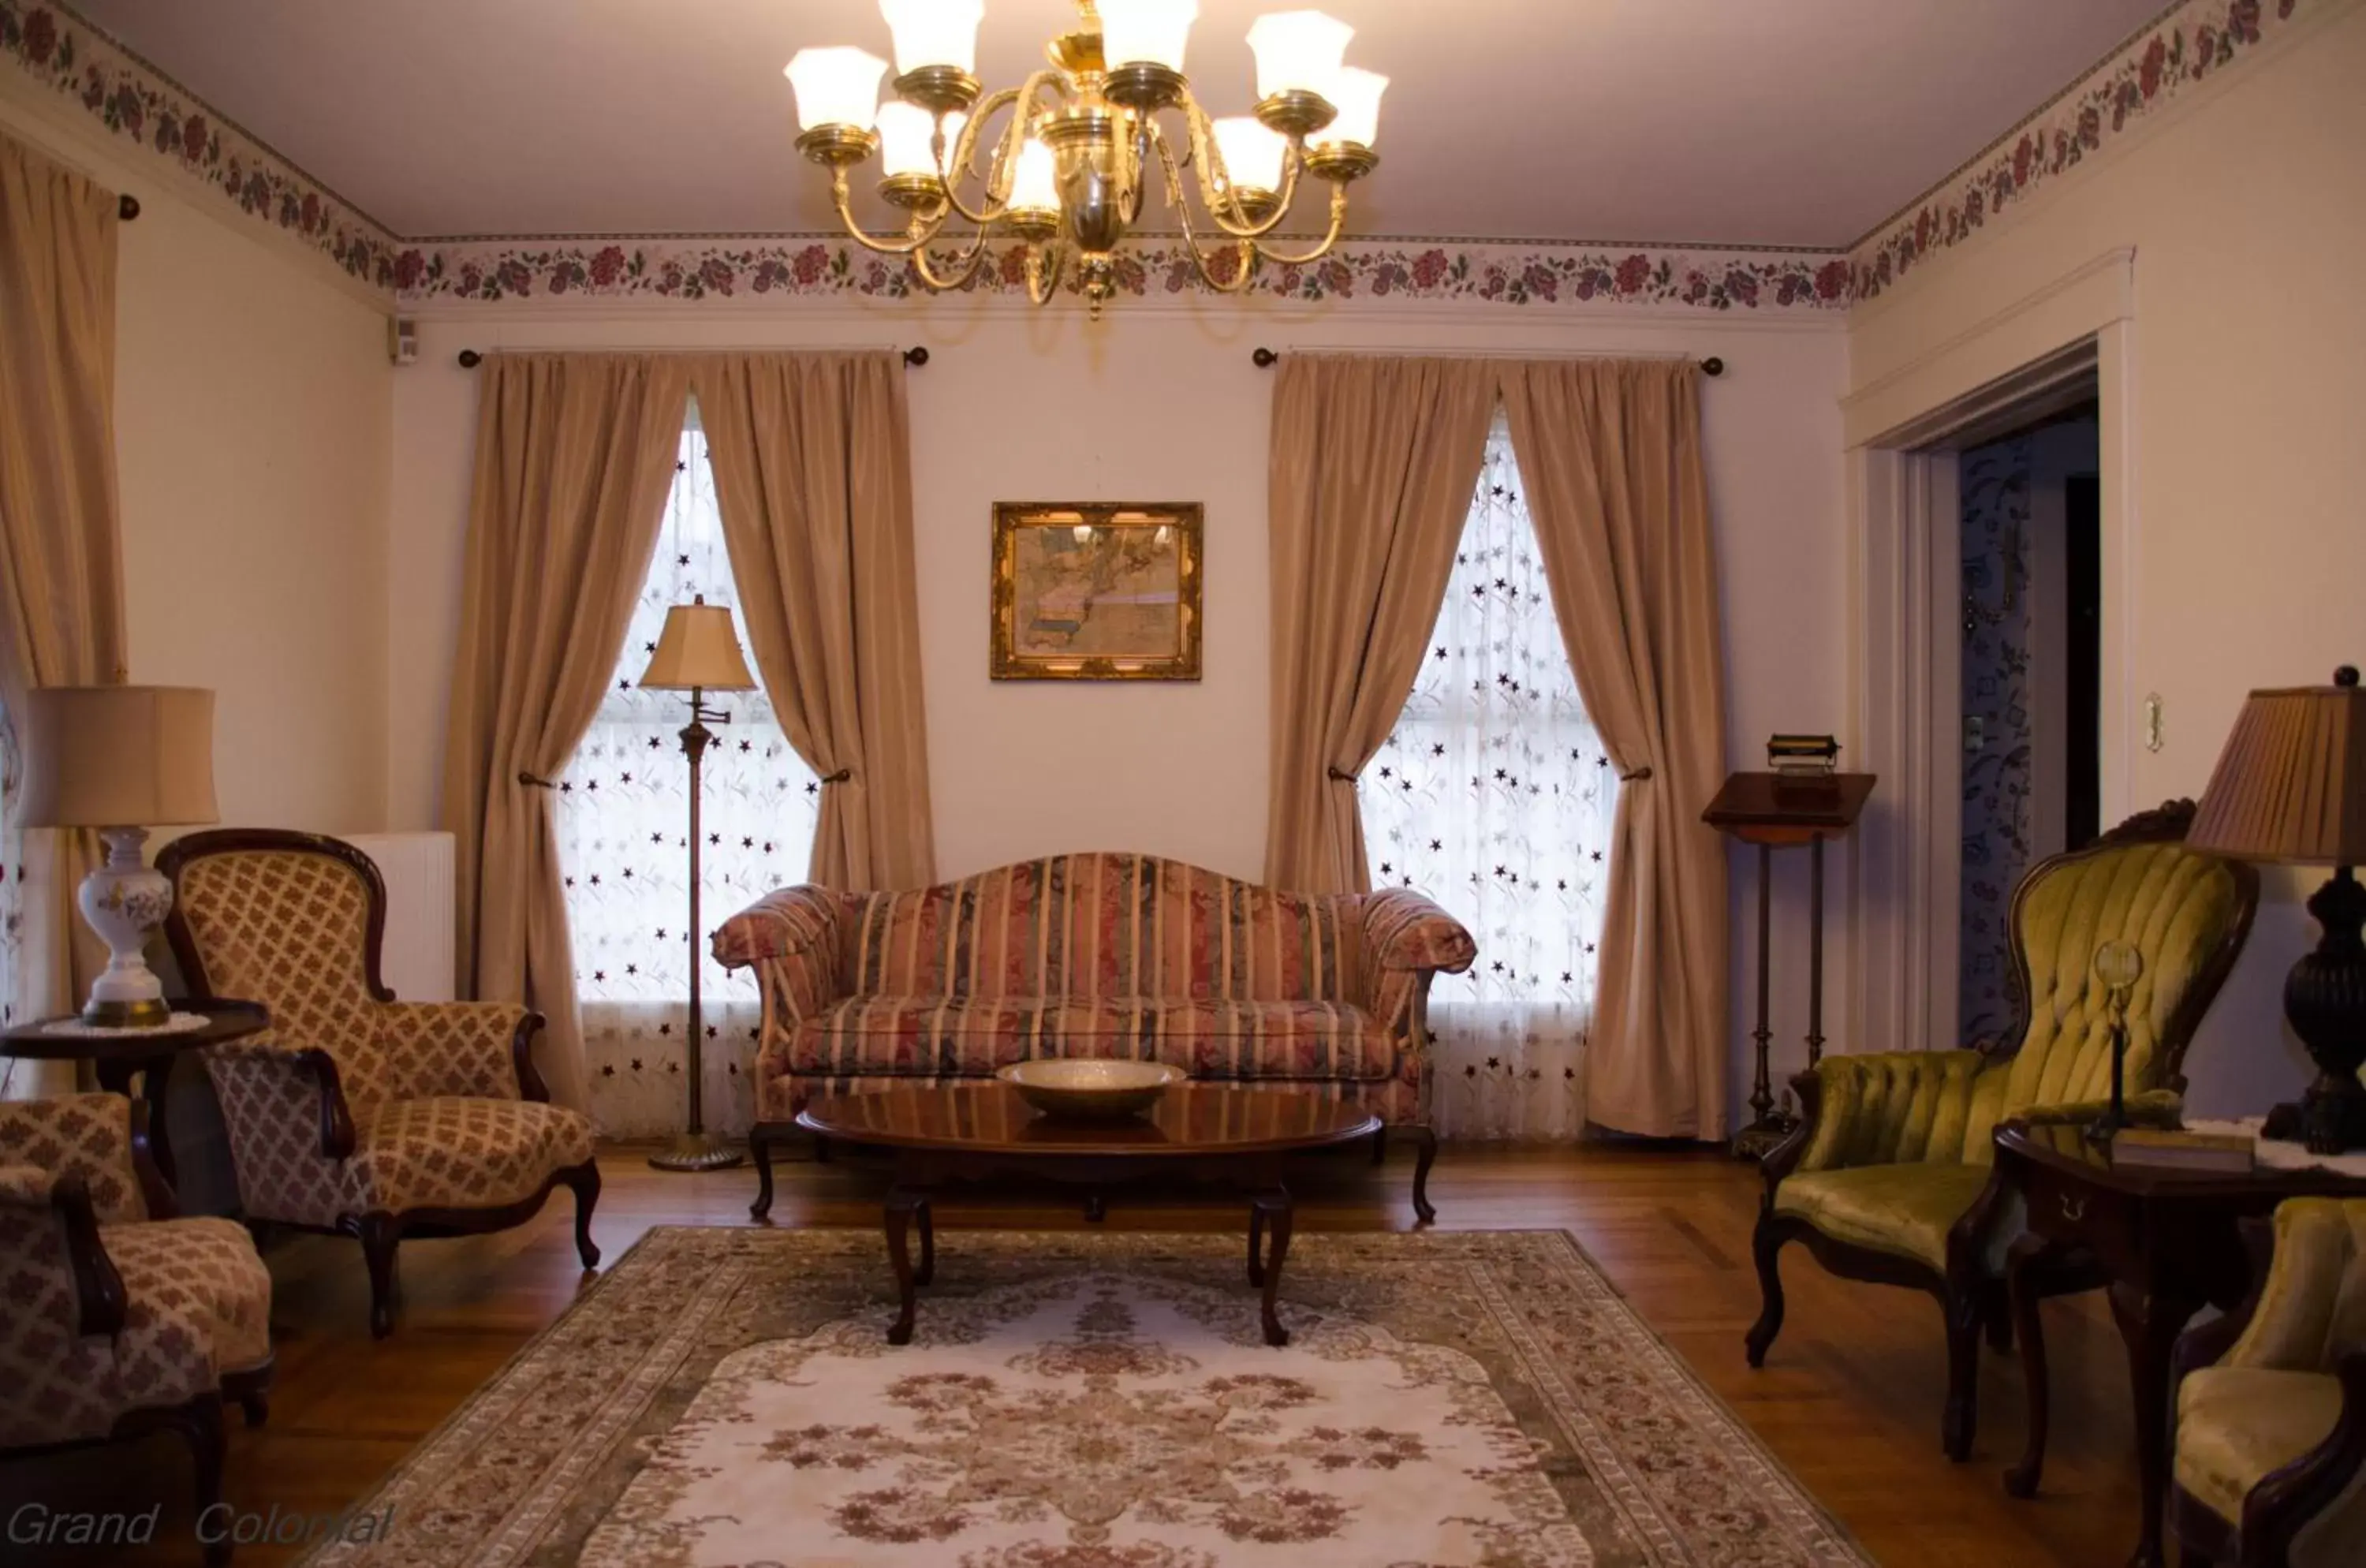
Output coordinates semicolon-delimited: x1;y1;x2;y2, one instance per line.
819;767;853;785
1327;765;1357;782
517;771;558;790
1619;765;1654;782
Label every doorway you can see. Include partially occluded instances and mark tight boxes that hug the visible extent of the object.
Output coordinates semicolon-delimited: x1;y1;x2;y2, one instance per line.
1957;409;2099;1045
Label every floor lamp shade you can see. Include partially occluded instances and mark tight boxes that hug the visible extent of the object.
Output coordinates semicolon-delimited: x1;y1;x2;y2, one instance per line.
2188;666;2366;1154
14;685;219;1028
639;598;756;693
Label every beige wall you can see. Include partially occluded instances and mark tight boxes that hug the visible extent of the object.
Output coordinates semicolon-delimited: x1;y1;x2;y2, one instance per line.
1845;6;2366;1115
387;305;1849;1125
0;91;395;835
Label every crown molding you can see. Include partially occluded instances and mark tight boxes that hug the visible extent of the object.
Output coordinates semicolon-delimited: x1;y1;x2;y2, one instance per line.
1848;0;2359;301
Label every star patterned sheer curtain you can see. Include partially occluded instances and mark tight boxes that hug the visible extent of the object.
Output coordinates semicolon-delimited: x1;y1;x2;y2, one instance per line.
556;416;819;1137
1360;411;1619;1141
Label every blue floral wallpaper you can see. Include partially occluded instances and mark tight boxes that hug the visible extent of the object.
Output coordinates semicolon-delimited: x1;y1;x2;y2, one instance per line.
1960;435;2035;1046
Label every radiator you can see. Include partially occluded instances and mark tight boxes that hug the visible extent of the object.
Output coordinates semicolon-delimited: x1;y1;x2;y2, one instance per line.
342;831;456;1002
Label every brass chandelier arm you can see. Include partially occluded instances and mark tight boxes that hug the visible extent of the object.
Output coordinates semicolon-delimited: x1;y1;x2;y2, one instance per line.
1024;240;1069;306
1248;183;1350;267
829;169;953;257
1153;129;1256;296
1176;101;1303;241
932;70;1067;227
910;223;996;290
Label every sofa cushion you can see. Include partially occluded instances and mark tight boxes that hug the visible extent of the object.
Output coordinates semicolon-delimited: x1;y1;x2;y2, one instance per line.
2175;1365;2345;1528
790;995;1394;1081
1773;1163;1999;1273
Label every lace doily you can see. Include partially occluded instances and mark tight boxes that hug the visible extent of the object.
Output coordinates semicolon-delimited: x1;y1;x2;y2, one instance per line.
23;1010;214;1040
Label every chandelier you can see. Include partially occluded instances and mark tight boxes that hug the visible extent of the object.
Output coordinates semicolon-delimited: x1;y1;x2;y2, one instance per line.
784;1;1385;314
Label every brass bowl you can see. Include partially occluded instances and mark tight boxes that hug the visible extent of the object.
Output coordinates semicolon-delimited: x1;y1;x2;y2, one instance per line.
997;1059;1183;1121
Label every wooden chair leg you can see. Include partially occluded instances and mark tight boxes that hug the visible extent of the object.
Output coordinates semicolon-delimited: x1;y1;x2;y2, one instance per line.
1745;1211;1789;1367
748;1127;777;1219
564;1160;602;1269
175;1394;230;1567
359;1212;401;1339
1942;1286;1983;1462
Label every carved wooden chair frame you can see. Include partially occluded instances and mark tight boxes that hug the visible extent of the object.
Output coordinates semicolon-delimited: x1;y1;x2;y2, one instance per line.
1745;799;2260;1460
158;828;600;1338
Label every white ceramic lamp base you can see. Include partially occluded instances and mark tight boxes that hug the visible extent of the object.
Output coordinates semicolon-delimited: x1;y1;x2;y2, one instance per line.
78;826;174;1028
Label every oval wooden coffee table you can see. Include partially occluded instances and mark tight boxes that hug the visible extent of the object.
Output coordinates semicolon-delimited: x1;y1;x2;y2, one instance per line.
797;1084;1382;1348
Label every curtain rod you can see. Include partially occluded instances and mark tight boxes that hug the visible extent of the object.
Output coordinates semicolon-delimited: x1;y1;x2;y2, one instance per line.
118;195;140;221
1248;345;1722;377
453;345;930;369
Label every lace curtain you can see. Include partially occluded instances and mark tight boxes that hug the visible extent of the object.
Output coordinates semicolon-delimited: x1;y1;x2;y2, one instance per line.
1360;413;1618;1141
557;420;819;1137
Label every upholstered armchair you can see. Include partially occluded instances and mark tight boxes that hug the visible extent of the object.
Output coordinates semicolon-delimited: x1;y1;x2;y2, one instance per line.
2174;1200;2366;1566
1745;801;2257;1458
158;830;601;1338
2;1093;272;1566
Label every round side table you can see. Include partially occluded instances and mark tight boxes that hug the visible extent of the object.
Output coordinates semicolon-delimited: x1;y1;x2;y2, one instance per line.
2;999;268;1186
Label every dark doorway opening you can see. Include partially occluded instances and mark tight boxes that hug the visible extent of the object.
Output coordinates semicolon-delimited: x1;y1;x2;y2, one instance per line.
2064;474;2102;850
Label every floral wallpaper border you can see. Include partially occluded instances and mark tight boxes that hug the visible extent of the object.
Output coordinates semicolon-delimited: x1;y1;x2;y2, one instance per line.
0;1;404;290
389;236;1853;310
1849;0;2320;300
2;0;2330;312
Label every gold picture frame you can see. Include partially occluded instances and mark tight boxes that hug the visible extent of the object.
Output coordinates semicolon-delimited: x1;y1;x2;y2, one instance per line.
990;502;1204;681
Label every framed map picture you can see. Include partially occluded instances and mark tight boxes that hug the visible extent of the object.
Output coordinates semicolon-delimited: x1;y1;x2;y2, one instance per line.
990;502;1204;681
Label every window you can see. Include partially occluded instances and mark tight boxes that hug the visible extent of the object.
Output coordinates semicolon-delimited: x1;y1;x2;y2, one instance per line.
556;418;819;1137
1359;413;1618;1140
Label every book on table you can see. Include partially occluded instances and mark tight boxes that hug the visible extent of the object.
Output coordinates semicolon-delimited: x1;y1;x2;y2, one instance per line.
2108;1127;2256;1174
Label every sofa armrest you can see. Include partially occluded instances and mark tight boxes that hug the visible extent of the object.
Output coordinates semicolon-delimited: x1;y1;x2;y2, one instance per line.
208;1037;359;1159
381;1000;543;1102
715;885;850;1028
1778;1049;1991;1181
1357;888;1478;987
0;1167;126;1338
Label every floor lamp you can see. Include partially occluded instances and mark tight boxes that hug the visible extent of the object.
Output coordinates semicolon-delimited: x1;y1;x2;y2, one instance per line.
639;595;758;1172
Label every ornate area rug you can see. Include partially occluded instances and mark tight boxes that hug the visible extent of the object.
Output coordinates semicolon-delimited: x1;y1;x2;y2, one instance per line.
304;1229;1871;1567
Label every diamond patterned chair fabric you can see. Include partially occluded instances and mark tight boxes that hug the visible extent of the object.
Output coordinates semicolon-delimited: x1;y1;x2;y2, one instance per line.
159;831;601;1336
0;1094;272;1452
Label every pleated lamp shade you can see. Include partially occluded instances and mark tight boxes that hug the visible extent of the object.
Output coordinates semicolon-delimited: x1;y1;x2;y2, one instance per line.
17;685;219;827
2189;667;2366;866
639;596;756;693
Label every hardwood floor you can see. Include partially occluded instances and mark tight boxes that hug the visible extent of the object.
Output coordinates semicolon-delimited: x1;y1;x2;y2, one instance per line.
3;1142;2156;1566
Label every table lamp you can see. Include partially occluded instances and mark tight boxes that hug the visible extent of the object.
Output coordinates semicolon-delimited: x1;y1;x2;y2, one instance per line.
2187;665;2366;1154
637;596;758;1172
17;685;218;1027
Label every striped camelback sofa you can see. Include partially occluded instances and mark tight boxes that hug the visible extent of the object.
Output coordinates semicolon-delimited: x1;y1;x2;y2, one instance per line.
713;852;1476;1213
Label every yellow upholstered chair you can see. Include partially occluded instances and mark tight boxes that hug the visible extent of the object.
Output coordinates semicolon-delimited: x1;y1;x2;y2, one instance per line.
2174;1200;2366;1567
159;830;601;1338
0;1094;272;1566
1745;801;2257;1458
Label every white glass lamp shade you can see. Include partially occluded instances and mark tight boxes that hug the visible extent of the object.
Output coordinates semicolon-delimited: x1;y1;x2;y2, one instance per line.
785;47;888;132
1245;10;1353;100
879;0;984;75
1211;116;1287;194
876;101;942;177
1100;0;1198;70
1009;137;1059;211
640;600;757;693
1314;65;1386;147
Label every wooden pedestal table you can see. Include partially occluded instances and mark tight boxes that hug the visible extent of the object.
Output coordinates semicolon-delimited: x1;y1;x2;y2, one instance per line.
1;999;268;1185
1702;771;1875;1159
797;1084;1383;1348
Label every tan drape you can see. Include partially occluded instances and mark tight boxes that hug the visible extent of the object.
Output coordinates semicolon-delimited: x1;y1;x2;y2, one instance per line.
441;353;691;1111
0;131;126;1077
690;353;935;890
1263;354;1495;892
1501;360;1729;1140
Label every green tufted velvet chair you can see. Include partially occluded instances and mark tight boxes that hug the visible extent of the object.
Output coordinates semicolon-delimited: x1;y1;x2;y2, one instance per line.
2173;1200;2366;1568
1745;801;2258;1460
